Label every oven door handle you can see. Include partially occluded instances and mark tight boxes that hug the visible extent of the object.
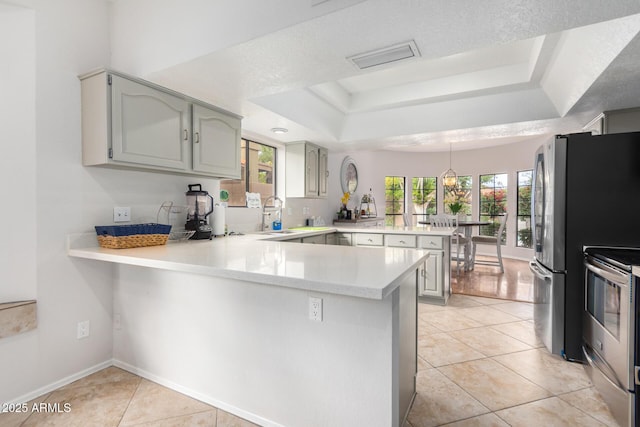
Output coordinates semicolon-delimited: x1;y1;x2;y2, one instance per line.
529;260;552;281
585;262;629;287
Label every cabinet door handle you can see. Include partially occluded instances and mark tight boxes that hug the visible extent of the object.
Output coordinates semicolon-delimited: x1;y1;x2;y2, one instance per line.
399;240;406;244
184;129;188;141
194;132;200;144
325;170;329;177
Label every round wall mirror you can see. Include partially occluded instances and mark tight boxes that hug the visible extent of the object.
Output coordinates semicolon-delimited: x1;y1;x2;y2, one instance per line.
340;157;358;194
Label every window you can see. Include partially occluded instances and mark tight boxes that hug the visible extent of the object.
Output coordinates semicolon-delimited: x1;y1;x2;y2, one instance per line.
444;175;472;215
517;170;533;248
479;173;507;242
385;176;405;226
221;139;276;206
411;177;437;223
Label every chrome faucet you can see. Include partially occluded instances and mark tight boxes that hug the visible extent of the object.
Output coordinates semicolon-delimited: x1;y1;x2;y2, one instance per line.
262;195;283;231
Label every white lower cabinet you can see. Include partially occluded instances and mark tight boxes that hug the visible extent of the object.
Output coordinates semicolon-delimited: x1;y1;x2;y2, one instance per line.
354;233;384;247
302;234;326;244
283;230;451;304
418;236;450;304
325;233;337;245
385;234;417;248
335;232;352;246
420;251;443;297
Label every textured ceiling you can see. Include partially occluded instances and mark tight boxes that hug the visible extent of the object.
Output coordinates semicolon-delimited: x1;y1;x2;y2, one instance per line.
111;0;640;152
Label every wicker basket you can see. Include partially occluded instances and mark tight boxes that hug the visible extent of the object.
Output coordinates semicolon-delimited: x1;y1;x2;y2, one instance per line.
95;223;172;249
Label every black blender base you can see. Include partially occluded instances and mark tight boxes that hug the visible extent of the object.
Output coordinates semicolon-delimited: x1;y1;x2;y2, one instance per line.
191;229;212;240
186;220;213;240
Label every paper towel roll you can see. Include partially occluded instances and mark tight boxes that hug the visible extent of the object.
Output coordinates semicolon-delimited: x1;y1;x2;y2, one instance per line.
213;204;226;236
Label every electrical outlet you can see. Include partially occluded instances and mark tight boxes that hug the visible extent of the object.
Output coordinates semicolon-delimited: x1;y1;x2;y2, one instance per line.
309;297;323;322
77;320;90;339
113;206;131;222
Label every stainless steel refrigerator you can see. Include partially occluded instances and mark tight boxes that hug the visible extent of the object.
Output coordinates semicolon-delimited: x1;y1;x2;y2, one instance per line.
530;132;640;361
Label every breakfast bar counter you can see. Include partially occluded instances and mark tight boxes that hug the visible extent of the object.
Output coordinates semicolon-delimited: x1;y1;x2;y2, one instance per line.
67;230;428;427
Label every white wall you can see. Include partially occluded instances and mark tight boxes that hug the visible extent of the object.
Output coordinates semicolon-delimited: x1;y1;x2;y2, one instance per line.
0;0;218;403
0;3;36;303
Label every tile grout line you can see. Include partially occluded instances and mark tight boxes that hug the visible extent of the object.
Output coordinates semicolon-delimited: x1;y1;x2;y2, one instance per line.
116;375;143;427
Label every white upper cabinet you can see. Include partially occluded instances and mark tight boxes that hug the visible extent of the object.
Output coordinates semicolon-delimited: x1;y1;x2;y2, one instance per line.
80;69;242;179
192;103;241;179
286;141;329;198
305;144;319;197
110;74;189;170
318;146;329;198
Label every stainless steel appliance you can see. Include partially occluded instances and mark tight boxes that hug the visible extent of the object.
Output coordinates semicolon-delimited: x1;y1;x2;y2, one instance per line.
185;184;213;240
530;132;640;361
582;247;640;427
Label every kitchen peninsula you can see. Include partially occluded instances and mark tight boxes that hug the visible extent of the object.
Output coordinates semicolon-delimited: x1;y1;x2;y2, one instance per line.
67;228;440;427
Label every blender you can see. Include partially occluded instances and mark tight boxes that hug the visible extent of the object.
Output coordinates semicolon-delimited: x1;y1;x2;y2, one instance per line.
185;184;214;240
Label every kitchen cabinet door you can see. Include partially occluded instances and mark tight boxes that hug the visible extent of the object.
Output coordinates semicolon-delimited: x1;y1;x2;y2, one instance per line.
302;234;326;245
111;74;190;170
335;232;352;246
305;144;319;197
285;142;329;198
325;233;337;245
318;147;329;198
192;103;241;179
419;250;443;298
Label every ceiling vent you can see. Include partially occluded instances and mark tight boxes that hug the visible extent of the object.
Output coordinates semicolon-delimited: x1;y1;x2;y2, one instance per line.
347;40;421;70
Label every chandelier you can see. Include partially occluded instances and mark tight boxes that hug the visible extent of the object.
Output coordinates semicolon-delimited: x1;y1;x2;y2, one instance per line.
441;143;457;189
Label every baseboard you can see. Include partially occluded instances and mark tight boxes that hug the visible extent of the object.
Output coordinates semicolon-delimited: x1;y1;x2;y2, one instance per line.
6;359;113;405
113;359;283;427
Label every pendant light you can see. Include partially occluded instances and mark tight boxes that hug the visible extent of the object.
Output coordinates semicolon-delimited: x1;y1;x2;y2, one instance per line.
441;142;457;189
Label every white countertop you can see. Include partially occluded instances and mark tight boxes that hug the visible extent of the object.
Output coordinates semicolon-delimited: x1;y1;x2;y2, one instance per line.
67;229;432;300
333;224;456;236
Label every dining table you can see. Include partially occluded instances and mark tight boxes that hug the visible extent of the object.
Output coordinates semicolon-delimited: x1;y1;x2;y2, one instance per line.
419;219;491;271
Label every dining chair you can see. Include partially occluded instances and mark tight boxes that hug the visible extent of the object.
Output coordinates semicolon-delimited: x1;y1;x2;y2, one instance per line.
471;213;508;273
430;214;468;275
402;213;412;226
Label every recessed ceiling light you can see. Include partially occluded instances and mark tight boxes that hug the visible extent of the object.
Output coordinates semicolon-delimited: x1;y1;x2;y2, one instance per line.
347;40;421;70
271;127;288;134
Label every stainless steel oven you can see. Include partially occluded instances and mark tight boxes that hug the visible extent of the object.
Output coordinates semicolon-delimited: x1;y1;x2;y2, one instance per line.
583;247;640;427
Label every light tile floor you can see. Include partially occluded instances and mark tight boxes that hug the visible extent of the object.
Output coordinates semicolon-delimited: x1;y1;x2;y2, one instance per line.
0;367;258;427
408;293;620;427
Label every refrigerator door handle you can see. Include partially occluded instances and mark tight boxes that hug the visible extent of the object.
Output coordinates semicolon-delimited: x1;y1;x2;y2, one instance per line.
529;260;552;281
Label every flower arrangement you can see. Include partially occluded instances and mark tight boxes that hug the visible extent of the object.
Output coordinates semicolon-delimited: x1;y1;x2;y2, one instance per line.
448;201;464;214
337;192;351;219
341;192;350;207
